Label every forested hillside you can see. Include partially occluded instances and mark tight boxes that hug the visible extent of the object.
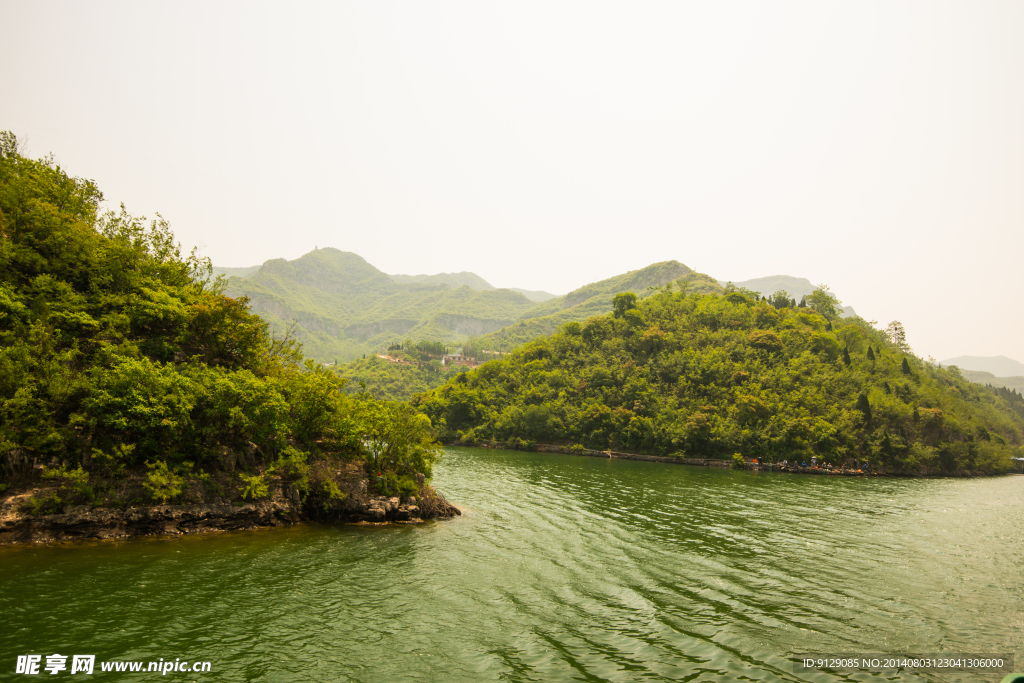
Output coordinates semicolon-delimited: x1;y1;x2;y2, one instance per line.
336;348;471;402
414;285;1023;474
0;133;438;512
222;255;717;363
478;262;724;351
332;261;724;397
223;249;539;362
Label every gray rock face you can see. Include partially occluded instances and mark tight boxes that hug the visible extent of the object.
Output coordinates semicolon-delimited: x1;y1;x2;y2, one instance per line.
0;480;461;545
0;499;299;545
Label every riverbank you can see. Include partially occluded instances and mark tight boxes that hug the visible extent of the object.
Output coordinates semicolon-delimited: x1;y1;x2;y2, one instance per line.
0;464;460;545
460;442;983;477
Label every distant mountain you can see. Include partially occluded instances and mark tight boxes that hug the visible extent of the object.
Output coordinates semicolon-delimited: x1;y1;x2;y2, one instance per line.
958;370;1024;393
940;355;1024;377
507;288;559;303
221;252;870;363
222;251;726;361
724;275;817;298
212;264;261;279
389;271;495;290
222;248;538;361
721;275;857;317
387;272;557;302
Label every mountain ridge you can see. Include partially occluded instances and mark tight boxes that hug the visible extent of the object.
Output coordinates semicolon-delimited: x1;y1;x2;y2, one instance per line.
218;249;870;363
940;355;1024;377
223;248;540;361
219;251;724;361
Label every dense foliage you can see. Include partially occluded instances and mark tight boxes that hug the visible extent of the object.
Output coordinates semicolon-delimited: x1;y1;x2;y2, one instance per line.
0;133;438;508
336;353;469;402
477;264;724;351
335;267;728;397
414;284;1023;474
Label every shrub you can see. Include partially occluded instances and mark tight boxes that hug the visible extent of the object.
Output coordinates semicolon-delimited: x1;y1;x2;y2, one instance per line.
89;445;132;478
508;437;538;451
371;472;418;497
24;492;64;516
363;403;442;478
317;479;346;507
40;464;95;509
747;330;783;352
143;460;186;504
731;453;746;469
238;472;269;500
268;446;310;491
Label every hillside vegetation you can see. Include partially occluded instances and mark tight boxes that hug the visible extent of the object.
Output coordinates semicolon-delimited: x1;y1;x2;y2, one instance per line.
224;255;713;364
331;261;725;397
223;249;539;362
473;262;724;351
0;134;439;512
959;370;1024;393
336;348;471;402
414;286;1023;475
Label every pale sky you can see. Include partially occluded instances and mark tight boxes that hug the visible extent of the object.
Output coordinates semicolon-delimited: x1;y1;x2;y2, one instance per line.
2;1;1022;363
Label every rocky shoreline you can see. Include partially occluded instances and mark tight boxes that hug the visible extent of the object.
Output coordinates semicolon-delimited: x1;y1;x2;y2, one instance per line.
0;474;460;546
467;442;1001;477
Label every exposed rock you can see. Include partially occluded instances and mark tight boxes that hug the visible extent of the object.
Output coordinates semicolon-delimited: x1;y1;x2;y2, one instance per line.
0;482;461;545
0;498;298;545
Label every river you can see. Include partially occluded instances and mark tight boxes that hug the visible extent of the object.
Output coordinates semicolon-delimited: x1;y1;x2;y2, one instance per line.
2;447;1022;682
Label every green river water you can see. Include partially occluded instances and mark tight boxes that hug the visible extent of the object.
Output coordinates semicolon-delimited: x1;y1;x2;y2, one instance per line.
2;447;1022;682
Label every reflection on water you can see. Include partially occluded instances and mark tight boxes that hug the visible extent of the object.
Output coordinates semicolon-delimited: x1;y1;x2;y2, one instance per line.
1;447;1021;682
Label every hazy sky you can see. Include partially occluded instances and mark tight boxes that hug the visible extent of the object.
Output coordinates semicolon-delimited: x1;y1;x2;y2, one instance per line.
2;1;1022;362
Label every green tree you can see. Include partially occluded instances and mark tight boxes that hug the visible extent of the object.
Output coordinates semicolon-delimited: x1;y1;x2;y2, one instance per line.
768;290;791;309
612;292;638;318
362;403;441;478
855;392;872;423
886;321;910;352
805;285;841;321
